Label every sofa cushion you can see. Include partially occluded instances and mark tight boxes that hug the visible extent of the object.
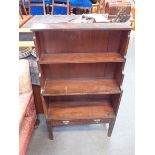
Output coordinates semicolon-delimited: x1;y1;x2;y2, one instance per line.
19;112;36;155
19;60;32;94
19;91;33;128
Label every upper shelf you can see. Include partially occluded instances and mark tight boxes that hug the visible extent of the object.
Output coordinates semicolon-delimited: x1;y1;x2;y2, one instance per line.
39;53;124;64
31;23;132;31
42;79;121;96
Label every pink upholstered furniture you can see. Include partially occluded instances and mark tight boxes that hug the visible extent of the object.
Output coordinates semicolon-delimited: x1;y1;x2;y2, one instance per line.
19;60;37;155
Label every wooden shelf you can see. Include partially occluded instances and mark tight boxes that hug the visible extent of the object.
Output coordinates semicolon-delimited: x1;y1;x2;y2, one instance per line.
32;19;131;138
48;100;115;120
42;79;121;96
39;53;124;64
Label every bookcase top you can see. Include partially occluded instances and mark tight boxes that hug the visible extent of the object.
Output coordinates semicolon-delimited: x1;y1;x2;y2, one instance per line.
27;15;131;31
31;22;131;31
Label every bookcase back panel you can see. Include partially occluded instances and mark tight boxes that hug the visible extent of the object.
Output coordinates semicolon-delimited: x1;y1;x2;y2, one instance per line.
42;63;120;79
49;94;110;102
35;30;122;53
47;94;121;113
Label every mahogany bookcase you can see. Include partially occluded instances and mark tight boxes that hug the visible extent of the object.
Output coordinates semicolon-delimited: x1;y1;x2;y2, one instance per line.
32;22;131;139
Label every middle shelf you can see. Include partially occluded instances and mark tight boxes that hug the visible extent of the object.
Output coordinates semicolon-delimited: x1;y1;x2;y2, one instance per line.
42;79;121;96
39;52;124;64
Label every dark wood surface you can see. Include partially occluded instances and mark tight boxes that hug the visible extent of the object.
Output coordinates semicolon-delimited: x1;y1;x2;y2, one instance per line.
33;19;131;139
39;53;124;64
43;79;121;96
48;94;110;102
42;63;122;79
48;100;115;120
32;85;43;113
35;30;125;54
47;118;114;127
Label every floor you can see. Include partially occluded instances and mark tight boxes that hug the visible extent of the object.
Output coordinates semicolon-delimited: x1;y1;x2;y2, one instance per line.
27;31;135;155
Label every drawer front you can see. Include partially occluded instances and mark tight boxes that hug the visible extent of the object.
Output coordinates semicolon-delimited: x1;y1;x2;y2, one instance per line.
47;118;106;126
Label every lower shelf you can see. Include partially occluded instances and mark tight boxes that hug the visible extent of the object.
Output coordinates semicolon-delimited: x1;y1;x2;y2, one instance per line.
47;100;115;123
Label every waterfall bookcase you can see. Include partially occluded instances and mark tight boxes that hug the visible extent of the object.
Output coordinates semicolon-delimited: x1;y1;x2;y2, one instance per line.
32;22;131;140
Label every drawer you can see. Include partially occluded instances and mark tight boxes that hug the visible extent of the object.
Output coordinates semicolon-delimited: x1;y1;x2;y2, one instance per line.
47;118;107;126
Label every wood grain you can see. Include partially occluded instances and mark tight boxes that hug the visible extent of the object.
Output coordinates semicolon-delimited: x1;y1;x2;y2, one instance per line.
35;30;110;53
34;30;127;54
32;85;43;113
32;20;131;138
39;53;124;64
43;79;121;96
47;118;114;126
42;63;118;79
48;100;115;120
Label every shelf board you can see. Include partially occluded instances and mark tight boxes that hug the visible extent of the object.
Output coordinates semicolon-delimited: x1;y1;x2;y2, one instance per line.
48;100;115;120
39;53;124;64
42;79;121;96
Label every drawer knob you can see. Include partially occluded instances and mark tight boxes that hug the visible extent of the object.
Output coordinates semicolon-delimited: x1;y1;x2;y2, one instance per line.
62;120;70;125
94;119;101;123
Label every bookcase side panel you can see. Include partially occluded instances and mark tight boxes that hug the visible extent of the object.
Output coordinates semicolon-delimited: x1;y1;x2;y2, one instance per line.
119;30;131;57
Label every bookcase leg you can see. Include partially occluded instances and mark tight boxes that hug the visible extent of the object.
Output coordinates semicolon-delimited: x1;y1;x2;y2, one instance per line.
108;121;115;137
47;126;53;140
34;118;40;129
